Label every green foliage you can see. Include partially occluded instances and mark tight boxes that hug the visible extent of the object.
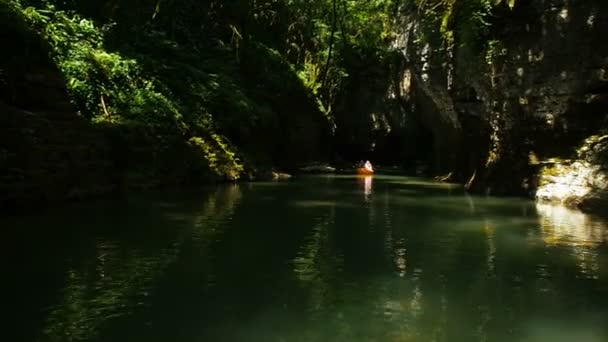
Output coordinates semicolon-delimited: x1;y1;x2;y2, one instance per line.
413;0;519;73
414;0;493;49
4;0;250;180
280;0;397;116
19;3;182;129
457;0;493;50
2;0;402;180
188;135;244;180
298;55;323;96
485;39;507;65
296;55;340;116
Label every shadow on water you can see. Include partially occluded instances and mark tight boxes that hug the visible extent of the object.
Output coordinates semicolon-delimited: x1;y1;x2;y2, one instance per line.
4;175;608;341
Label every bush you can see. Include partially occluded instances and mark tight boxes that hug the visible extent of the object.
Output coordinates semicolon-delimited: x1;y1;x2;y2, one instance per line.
5;0;247;181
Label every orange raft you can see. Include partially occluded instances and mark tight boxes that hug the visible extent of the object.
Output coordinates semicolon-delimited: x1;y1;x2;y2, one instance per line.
356;167;374;175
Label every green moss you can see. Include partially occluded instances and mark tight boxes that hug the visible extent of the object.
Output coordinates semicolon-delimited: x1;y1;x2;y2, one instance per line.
541;165;563;177
188;136;244;181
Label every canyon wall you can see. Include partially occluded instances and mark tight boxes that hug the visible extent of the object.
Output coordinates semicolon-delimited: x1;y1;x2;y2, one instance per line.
390;0;608;213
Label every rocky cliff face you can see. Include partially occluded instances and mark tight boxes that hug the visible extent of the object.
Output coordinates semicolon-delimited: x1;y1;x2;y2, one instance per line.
536;135;608;215
390;0;608;211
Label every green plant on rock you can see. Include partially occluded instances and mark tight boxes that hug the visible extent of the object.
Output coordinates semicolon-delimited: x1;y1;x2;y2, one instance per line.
414;0;517;56
485;39;507;65
408;0;520;88
188;135;244;181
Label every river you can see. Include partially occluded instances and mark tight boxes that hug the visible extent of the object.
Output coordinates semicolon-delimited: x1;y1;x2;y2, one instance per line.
5;175;608;341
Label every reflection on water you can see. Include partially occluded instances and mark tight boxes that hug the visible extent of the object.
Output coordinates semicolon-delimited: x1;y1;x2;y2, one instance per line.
5;176;608;341
536;203;608;247
359;175;373;201
536;203;607;280
10;186;244;342
393;237;407;277
484;220;497;277
42;240;179;341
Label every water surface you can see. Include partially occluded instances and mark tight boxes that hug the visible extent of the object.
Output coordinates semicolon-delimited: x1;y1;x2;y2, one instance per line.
6;175;608;341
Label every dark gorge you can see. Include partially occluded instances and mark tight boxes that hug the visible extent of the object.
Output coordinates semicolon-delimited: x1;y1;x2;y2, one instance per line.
4;2;608;341
1;0;607;212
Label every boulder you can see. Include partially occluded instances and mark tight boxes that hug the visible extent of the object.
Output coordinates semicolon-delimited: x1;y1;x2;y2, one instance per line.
536;135;608;216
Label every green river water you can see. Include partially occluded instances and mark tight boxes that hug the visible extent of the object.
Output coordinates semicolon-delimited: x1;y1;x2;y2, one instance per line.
5;175;608;341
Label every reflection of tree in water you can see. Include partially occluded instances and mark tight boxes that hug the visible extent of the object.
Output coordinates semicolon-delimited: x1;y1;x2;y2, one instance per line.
191;184;242;242
42;241;179;341
40;186;242;342
292;204;340;318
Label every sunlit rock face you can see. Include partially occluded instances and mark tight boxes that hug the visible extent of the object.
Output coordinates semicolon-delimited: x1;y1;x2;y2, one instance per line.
393;0;608;195
536;135;608;215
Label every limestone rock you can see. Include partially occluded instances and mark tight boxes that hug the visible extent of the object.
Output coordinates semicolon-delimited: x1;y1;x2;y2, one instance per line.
536;135;608;215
